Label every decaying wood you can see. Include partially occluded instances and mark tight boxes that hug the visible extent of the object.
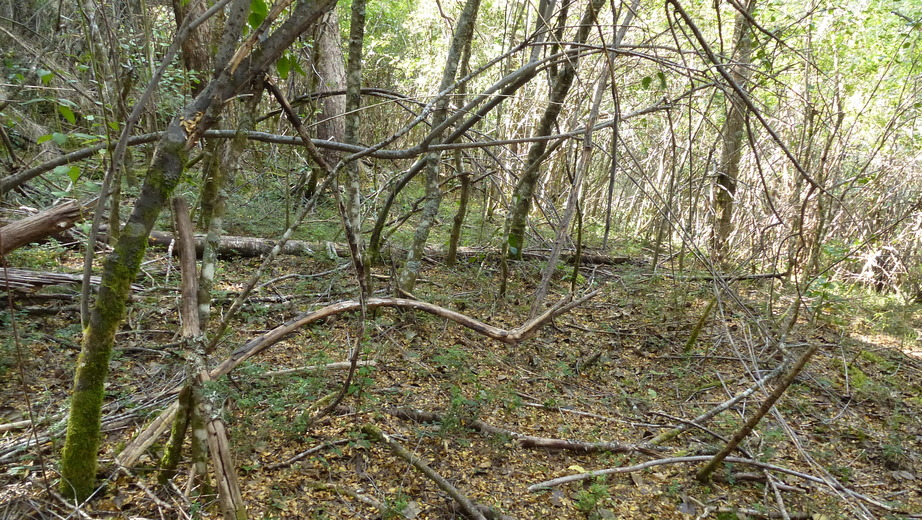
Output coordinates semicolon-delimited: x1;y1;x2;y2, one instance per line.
205;412;247;520
265;439;349;470
116;403;179;468
669;271;789;282
362;423;490;520
144;230;318;258
389;408;659;457
0;420;31;433
0;200;89;254
210;291;599;379
644;359;789;447
527;454;917;516
303;481;387;512
0;268;142;293
120;292;597;478
714;508;811;520
173;199;201;338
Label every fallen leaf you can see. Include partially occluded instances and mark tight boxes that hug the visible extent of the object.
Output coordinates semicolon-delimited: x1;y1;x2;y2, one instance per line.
549;489;566;507
401;500;421;519
891;470;915;481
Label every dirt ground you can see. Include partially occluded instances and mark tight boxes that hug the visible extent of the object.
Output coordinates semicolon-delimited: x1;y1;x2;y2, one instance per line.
2;252;921;519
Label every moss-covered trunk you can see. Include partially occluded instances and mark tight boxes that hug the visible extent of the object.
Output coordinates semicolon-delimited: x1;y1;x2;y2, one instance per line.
60;123;189;501
58;0;337;500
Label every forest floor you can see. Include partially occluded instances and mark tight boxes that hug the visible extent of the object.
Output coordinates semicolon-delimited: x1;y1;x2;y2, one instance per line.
1;245;921;519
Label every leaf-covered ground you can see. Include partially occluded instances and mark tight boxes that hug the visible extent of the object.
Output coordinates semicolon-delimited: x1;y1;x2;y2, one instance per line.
2;248;921;519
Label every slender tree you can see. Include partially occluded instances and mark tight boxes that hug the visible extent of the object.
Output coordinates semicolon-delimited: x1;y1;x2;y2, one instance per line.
58;0;336;501
503;0;605;260
397;0;482;294
711;0;755;262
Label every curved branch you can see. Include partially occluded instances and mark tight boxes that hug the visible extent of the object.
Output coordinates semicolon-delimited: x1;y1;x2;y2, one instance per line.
209;291;599;379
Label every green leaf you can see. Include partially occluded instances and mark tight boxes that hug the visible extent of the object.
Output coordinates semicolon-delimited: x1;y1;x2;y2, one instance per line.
108;121;120;131
56;98;79;109
37;134;53;144
53;165;81;182
58;105;76;124
51;132;67;146
248;0;268;29
657;71;667;90
291;57;306;77
37;69;53;85
276;54;291;79
641;76;652;89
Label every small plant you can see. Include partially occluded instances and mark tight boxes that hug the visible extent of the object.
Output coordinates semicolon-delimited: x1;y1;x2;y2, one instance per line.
574;477;611;514
6;239;68;269
805;275;848;326
382;492;412;519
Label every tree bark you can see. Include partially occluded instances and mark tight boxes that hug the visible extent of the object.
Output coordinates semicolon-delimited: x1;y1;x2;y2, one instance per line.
198;88;262;324
503;0;605;260
711;0;755;263
171;0;216;97
397;0;482;294
304;10;346;198
340;0;369;294
445;40;474;267
58;0;336;501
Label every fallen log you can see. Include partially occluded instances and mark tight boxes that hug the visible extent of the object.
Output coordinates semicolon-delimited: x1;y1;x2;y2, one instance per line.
0;200;89;254
0;267;143;293
141;230;634;265
144;230;318;258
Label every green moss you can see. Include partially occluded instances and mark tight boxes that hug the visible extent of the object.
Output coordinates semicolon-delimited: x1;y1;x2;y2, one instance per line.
858;349;897;372
60;123;188;501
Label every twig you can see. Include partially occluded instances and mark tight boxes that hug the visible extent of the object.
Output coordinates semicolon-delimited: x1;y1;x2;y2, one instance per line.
644;360;787;446
714;508;810;519
304;481;387;511
0;420;32;432
263;360;376;378
265;439;349;470
528;455;922;516
389;408;658;457
362;423;488;520
668;272;788;282
697;344;819;481
523;401;658;427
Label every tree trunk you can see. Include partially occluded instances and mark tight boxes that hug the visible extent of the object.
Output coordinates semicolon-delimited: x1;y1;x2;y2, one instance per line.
198;89;262;324
446;41;474;267
305;10;346;198
503;0;605;260
529;70;607;318
397;0;482;294
711;0;755;264
171;0;216;97
59;0;336;501
340;0;369;294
